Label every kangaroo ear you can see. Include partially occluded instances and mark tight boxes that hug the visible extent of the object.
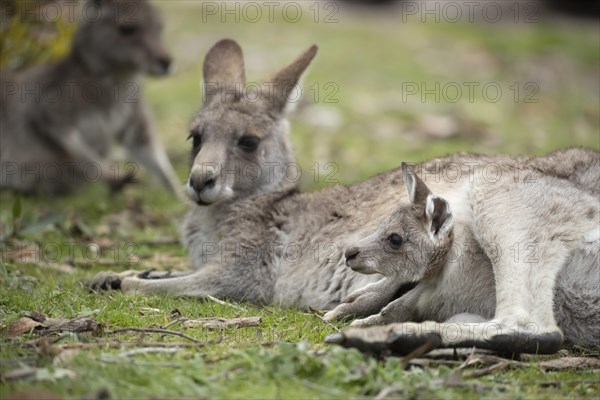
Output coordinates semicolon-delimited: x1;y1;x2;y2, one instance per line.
425;194;453;241
203;39;246;104
401;162;430;206
265;45;318;115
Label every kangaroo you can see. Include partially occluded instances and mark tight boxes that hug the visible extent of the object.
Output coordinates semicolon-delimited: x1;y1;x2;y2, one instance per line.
89;39;576;326
0;0;180;195
325;151;600;354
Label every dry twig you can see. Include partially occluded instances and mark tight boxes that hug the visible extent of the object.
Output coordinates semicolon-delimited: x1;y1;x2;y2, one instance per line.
182;317;261;330
107;327;203;343
118;347;179;357
160;317;189;330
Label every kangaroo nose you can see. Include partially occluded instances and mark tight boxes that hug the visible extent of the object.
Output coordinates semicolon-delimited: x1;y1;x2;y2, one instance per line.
158;57;171;73
190;176;216;194
345;247;360;263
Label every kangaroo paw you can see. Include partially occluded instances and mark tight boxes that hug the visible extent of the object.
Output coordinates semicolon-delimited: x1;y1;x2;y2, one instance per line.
326;322;564;355
324;291;391;321
325;325;397;354
478;331;563;354
88;270;140;292
349;313;385;327
326;323;442;356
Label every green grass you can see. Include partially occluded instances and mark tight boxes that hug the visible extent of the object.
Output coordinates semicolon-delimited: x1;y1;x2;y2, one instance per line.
1;1;600;399
2;262;599;399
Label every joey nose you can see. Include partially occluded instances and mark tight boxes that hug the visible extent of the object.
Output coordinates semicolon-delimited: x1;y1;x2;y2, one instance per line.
345;247;360;263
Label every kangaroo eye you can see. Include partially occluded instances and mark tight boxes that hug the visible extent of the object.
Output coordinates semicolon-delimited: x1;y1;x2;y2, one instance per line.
238;136;260;153
187;130;202;148
118;25;138;36
388;233;403;247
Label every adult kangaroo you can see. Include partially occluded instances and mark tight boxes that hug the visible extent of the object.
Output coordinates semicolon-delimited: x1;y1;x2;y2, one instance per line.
0;0;180;195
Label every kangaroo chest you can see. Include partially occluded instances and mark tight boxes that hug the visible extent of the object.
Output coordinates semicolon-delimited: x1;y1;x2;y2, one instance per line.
76;101;134;156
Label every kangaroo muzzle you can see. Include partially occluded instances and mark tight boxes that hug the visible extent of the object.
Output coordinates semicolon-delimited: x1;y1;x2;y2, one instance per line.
149;53;172;76
186;162;234;206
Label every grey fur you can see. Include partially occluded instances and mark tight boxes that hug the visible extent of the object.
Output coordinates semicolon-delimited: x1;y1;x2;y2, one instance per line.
331;149;599;349
0;0;180;195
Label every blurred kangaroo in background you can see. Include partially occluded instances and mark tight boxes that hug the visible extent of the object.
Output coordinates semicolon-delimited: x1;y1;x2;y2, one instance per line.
89;39;554;320
325;152;599;354
0;0;180;195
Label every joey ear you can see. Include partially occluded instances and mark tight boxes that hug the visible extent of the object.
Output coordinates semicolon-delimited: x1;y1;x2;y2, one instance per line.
265;45;318;115
425;194;453;241
202;39;246;104
401;162;430;205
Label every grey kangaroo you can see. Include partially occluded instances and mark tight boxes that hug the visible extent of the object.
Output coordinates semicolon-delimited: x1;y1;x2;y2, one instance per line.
0;0;180;195
90;39;599;353
89;40;517;309
325;153;599;354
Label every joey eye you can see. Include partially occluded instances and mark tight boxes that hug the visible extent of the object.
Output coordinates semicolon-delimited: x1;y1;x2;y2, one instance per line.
118;25;138;36
388;233;403;247
238;136;260;153
193;135;202;148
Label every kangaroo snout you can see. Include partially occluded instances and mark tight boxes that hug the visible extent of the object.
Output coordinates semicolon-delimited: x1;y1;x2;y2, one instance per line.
150;54;172;76
158;56;172;73
190;175;216;194
186;168;228;206
345;246;377;274
345;247;360;264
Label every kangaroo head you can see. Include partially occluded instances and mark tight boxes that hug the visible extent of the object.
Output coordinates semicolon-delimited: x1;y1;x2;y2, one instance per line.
72;0;171;76
345;163;454;282
186;39;318;206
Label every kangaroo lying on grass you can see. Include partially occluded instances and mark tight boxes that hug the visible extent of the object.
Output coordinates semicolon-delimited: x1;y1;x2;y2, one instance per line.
90;39;599;353
90;39;499;308
325;154;599;354
0;0;180;195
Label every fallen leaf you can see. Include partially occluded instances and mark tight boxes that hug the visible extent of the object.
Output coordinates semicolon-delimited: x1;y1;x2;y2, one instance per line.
3;313;102;338
4;317;43;337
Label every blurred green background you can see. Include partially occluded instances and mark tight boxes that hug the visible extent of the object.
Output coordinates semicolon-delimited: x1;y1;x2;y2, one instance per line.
2;0;598;234
2;0;598;191
154;1;600;186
